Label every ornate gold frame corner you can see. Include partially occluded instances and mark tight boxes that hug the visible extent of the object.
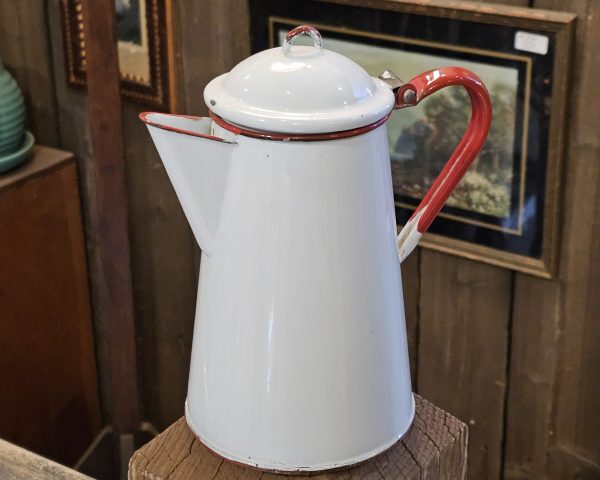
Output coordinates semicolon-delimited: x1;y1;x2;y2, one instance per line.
60;0;176;111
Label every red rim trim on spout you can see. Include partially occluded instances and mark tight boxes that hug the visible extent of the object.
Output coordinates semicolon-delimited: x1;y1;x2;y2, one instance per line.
138;112;233;143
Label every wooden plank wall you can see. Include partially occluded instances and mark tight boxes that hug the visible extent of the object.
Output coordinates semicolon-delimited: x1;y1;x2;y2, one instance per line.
1;0;597;477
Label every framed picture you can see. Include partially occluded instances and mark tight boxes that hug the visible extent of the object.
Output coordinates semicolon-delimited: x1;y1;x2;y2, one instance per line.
60;0;174;110
248;0;575;278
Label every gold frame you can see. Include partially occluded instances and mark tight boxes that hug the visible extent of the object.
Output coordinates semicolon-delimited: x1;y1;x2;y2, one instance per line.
60;0;176;111
267;2;575;278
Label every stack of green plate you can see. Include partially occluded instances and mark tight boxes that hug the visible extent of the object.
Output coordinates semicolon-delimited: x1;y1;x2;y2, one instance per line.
0;62;34;173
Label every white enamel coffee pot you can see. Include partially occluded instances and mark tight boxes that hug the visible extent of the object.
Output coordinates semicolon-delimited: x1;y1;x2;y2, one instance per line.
141;26;491;473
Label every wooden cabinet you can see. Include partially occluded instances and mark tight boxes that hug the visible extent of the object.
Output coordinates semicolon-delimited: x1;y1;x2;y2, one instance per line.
0;146;101;465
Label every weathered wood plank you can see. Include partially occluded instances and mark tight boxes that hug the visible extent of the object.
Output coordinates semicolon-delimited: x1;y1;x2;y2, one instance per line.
128;395;467;480
0;439;92;480
417;252;511;480
546;446;600;480
46;0;121;423
0;0;60;147
505;0;600;475
538;0;600;475
177;0;251;115
550;141;600;471
503;3;574;476
503;277;561;479
79;0;140;438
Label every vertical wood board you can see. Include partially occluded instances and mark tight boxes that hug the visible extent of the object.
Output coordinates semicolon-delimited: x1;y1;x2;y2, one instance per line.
503;277;561;479
504;1;575;476
79;0;140;435
544;0;600;471
45;1;116;421
177;0;251;115
417;252;512;480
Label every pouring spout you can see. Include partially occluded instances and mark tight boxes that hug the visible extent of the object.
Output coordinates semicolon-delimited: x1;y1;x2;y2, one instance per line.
140;112;237;257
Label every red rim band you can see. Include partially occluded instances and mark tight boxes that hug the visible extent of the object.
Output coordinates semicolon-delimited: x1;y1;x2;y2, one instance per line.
208;111;392;142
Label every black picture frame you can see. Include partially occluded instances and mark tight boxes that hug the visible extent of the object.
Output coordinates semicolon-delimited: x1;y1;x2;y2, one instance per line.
249;0;575;278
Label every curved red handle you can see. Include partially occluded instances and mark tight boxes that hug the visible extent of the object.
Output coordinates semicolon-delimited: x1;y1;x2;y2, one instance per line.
395;67;492;262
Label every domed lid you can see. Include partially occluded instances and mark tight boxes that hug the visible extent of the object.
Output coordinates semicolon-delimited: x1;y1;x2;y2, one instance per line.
204;26;395;134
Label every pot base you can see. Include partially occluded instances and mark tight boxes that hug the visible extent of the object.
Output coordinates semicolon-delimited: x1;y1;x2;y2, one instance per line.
184;394;415;474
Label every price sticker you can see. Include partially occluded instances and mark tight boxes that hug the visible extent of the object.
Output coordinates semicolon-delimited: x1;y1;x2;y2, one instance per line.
514;31;549;55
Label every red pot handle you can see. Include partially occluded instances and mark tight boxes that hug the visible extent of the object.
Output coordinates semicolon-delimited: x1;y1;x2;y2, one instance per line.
394;67;492;262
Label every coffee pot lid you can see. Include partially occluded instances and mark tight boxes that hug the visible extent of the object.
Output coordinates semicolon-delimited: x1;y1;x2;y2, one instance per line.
203;26;395;135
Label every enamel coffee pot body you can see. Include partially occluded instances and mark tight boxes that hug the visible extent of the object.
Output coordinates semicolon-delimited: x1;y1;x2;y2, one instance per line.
141;26;491;472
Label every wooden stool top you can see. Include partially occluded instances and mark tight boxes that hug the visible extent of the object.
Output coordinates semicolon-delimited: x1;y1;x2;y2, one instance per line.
128;395;466;479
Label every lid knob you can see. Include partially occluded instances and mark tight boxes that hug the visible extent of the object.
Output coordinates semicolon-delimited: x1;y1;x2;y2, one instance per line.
282;25;323;55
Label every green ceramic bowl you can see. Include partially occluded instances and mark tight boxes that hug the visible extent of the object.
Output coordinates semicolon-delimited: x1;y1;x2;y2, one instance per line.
0;130;34;174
